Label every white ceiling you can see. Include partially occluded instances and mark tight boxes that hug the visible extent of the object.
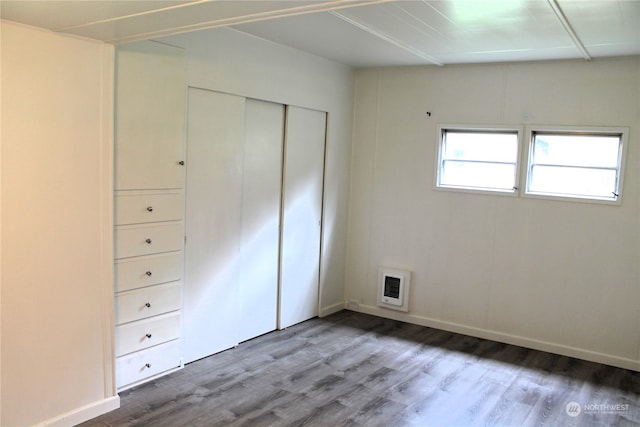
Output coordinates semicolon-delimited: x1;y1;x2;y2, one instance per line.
2;0;639;67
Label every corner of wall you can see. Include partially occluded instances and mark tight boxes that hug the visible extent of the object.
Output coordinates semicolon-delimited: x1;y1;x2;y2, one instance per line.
99;42;117;399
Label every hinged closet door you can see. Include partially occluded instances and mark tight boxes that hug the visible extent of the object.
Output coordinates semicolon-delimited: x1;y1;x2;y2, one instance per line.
279;106;327;329
115;41;186;190
183;88;245;363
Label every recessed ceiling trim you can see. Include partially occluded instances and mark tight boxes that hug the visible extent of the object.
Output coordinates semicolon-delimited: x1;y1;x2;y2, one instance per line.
53;0;209;32
419;0;456;26
389;2;445;39
66;0;396;44
546;0;591;60
329;10;443;66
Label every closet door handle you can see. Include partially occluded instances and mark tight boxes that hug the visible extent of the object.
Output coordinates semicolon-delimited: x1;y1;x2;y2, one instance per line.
146;206;153;212
146;271;152;277
145;302;151;308
145;238;152;244
145;363;151;369
146;333;152;339
178;161;185;166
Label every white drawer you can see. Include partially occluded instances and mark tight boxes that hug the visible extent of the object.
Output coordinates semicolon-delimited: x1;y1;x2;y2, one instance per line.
116;340;181;389
115;281;182;325
115;192;183;225
115;252;183;293
115;222;183;259
116;312;181;357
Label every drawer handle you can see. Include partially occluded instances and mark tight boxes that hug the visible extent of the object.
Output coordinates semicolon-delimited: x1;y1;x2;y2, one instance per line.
145;271;152;277
145;302;151;308
145;238;152;244
145;333;152;339
178;160;185;166
145;363;151;369
147;206;153;212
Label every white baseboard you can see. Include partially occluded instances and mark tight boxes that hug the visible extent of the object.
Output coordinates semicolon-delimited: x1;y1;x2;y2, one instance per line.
352;304;640;372
319;301;345;317
37;395;120;427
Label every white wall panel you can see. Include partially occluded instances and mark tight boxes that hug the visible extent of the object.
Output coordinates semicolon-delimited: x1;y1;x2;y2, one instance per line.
1;22;117;426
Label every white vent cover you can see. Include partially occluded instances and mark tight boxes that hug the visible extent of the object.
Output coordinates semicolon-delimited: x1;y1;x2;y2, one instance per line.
377;267;411;312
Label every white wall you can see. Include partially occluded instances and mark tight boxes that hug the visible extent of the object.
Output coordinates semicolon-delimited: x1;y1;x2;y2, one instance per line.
158;28;355;316
1;22;118;426
347;57;640;370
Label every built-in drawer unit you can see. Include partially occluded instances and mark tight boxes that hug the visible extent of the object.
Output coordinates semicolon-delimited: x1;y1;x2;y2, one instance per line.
115;252;183;293
114;41;186;391
116;191;183;225
115;222;183;259
115;281;182;325
116;340;181;389
116;312;181;357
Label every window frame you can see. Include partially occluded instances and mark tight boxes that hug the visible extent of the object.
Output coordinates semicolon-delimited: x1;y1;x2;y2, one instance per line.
523;125;629;205
435;124;523;197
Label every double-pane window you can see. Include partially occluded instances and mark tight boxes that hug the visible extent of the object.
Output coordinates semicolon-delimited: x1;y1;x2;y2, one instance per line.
436;127;520;193
526;130;625;201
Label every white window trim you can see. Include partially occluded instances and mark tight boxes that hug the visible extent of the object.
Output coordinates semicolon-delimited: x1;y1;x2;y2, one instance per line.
434;124;523;197
522;125;629;206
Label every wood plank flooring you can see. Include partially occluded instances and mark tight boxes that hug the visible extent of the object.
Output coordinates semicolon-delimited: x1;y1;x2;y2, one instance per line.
81;311;640;427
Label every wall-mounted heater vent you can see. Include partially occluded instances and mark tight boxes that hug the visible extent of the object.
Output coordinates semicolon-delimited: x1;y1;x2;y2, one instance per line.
378;267;411;312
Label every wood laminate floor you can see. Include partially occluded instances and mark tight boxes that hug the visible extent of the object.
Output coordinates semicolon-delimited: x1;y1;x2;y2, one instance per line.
81;311;640;427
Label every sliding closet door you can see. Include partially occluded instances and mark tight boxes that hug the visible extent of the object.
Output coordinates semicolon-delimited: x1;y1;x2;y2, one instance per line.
184;88;245;363
279;106;327;329
237;99;284;342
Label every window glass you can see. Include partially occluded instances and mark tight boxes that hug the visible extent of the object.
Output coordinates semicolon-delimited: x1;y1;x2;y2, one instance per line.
532;134;620;168
442;161;516;190
529;166;617;198
444;132;518;163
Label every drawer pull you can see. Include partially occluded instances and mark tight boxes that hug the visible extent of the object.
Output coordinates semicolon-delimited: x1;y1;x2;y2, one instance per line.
146;206;153;212
145;271;152;277
178;161;185;166
145;363;151;369
145;302;151;308
146;333;152;339
145;238;152;244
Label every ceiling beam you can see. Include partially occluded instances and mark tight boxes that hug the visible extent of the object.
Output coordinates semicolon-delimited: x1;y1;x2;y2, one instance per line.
547;0;591;60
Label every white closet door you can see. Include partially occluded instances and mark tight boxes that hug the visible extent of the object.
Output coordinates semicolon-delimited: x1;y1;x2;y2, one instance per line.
279;106;327;329
115;41;186;190
184;88;245;363
238;99;284;342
